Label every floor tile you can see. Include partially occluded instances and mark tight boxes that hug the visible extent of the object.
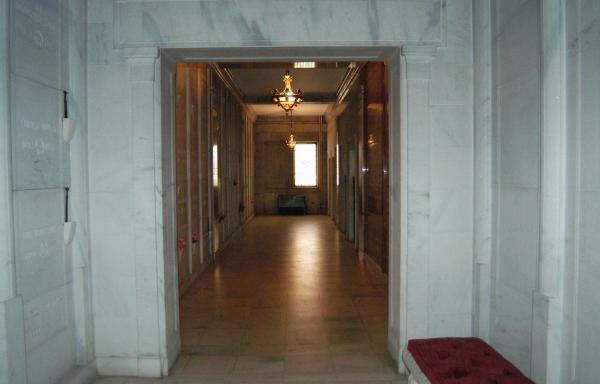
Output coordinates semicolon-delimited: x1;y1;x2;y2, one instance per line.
93;216;406;383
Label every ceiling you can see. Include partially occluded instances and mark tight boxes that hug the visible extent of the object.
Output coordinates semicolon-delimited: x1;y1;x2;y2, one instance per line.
220;62;350;115
249;103;331;117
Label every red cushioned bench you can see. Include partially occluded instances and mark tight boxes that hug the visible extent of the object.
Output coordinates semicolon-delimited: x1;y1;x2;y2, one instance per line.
402;338;534;384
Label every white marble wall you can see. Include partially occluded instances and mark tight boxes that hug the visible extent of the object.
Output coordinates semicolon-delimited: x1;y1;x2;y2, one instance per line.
0;0;13;302
569;1;600;382
0;1;92;383
113;0;445;48
15;0;600;381
0;0;21;381
67;0;95;371
472;0;493;343
11;0;77;381
489;0;543;375
87;0;475;377
472;1;600;382
426;0;474;338
88;1;167;374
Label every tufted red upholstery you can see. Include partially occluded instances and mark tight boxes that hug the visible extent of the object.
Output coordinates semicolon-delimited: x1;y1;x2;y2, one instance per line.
406;337;534;384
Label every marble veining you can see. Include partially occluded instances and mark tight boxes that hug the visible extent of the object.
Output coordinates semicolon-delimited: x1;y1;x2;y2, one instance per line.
86;0;475;377
571;1;600;382
93;215;408;383
11;76;62;190
11;0;62;89
487;0;542;375
114;0;445;47
5;0;598;382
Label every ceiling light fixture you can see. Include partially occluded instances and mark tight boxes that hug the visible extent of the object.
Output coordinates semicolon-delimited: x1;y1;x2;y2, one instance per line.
272;70;303;113
294;61;316;69
285;110;297;149
367;133;377;147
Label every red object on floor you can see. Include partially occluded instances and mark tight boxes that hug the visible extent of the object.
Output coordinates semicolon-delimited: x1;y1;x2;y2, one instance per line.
406;337;534;384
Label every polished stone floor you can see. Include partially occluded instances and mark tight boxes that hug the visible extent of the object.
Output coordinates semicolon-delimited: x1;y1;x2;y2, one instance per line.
94;215;406;383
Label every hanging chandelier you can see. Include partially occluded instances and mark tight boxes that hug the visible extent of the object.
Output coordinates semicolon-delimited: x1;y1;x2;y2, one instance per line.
285;111;296;149
272;70;303;113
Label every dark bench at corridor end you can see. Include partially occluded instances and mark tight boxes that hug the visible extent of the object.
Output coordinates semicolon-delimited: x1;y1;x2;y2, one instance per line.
402;338;534;384
278;194;306;215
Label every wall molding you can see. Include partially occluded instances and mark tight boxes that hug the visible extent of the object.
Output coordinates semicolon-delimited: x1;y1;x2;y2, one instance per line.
532;1;568;382
125;49;168;375
336;63;364;103
0;0;15;302
472;0;493;343
96;356;165;377
399;45;436;347
210;64;246;106
114;0;446;48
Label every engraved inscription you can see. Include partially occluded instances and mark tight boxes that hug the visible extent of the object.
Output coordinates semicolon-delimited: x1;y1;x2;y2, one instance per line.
12;0;61;87
24;287;69;350
12;77;61;189
33;30;44;48
14;189;65;302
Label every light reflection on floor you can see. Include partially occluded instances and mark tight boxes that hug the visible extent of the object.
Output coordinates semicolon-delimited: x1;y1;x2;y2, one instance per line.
93;215;406;384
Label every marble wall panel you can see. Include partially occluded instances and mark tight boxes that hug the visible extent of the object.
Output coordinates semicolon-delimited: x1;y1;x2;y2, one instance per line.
495;1;540;84
428;232;472;316
11;76;62;190
87;66;131;193
1;0;91;381
13;188;78;382
497;75;541;188
429;189;472;233
430;147;472;190
68;0;98;368
575;190;600;381
23;285;70;352
472;0;493;343
0;297;26;384
427;313;471;338
114;0;444;47
492;281;535;370
90;192;133;237
25;321;75;384
87;0;475;375
11;0;62;88
425;0;474;343
91;233;138;358
489;0;542;375
429;48;472;106
13;189;65;303
574;2;600;375
430;105;471;148
0;0;13;304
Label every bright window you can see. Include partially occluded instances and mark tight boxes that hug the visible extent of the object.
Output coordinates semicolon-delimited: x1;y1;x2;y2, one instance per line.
335;143;339;186
212;144;219;187
294;143;317;187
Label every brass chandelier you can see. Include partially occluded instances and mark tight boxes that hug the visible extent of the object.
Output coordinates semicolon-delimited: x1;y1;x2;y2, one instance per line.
285;111;296;149
272;69;303;148
272;70;303;113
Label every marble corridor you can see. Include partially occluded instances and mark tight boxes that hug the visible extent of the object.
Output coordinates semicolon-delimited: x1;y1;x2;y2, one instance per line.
94;216;406;384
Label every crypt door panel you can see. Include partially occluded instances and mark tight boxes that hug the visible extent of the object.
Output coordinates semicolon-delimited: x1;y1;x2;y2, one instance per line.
364;62;389;272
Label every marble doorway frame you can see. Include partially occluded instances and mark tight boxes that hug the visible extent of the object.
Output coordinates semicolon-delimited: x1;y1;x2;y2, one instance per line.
126;45;436;374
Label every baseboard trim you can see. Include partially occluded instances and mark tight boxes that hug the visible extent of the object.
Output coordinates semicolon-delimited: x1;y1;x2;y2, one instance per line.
96;356;165;377
388;326;407;374
244;213;255;225
60;362;97;384
215;215;254;259
361;251;387;275
180;217;256;296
